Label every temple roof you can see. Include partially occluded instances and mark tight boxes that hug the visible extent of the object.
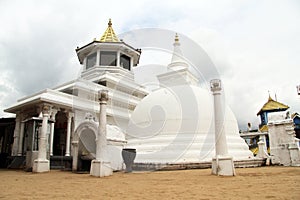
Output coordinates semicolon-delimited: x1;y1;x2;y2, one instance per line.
257;95;289;115
100;19;119;42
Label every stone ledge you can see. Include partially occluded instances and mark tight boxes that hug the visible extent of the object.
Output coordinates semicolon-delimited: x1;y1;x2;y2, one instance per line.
133;158;266;171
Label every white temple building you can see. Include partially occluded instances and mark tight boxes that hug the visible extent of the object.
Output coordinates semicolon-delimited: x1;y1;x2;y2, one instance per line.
5;19;257;172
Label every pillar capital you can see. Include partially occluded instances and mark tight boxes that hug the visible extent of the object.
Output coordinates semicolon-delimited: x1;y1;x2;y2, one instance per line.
210;79;222;93
15;114;22;123
98;90;109;103
65;111;74;120
39;103;52;116
51;108;59;118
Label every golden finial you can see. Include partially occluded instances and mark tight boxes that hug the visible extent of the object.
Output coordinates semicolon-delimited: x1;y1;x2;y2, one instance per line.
100;18;119;42
108;18;112;27
175;33;179;42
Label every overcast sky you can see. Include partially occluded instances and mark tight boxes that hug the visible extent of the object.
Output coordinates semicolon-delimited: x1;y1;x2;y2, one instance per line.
0;0;299;129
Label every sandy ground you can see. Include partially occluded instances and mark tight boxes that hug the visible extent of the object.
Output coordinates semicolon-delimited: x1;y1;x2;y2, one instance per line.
0;166;299;200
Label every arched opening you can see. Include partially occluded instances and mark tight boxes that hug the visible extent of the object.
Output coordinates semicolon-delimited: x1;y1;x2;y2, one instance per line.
74;122;97;172
78;128;96;171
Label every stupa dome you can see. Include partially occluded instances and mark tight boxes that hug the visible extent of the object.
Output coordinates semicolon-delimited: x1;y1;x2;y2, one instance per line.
126;84;253;164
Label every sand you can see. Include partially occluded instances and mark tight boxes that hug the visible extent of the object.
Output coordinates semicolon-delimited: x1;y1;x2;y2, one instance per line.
0;166;299;200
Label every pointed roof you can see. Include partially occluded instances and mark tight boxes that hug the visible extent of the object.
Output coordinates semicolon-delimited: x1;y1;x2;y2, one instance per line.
100;19;119;42
257;95;289;115
170;33;184;63
168;33;188;69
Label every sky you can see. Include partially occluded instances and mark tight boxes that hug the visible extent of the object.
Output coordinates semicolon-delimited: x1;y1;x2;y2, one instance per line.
0;0;299;130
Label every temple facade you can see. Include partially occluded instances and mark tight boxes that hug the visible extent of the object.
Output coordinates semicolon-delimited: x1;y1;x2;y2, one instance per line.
5;19;148;171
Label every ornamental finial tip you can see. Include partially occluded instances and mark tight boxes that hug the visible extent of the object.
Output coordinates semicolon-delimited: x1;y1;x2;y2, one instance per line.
108;18;112;27
175;33;179;42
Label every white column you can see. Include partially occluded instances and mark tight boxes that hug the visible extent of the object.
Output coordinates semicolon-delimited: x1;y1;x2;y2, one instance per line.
83;58;87;70
65;112;74;156
33;104;51;173
210;79;235;176
96;49;100;66
117;50;120;67
96;91;108;161
11;115;21;156
259;134;267;152
49;109;58;156
257;136;267;158
90;90;113;177
130;57;133;70
17;122;25;156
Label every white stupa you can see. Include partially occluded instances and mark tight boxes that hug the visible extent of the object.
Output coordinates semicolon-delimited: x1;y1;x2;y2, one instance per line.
126;34;253;166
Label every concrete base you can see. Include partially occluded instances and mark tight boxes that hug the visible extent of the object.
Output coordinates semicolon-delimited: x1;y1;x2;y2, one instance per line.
212;156;235;176
90;160;113;177
32;159;50;173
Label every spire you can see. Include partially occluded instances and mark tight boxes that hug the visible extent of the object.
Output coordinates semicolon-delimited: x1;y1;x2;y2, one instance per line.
174;33;179;43
171;33;183;63
268;91;273;101
168;33;188;69
158;33;199;86
100;19;119;42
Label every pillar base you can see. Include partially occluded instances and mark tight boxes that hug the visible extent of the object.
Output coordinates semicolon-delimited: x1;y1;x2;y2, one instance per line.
90;160;113;177
212;156;235;176
32;159;50;173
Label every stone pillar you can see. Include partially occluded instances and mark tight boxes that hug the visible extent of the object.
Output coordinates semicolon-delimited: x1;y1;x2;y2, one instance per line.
210;79;235;176
90;90;113;177
11;114;21;156
49;109;58;156
17;122;25;156
33;104;51;173
65;112;74;156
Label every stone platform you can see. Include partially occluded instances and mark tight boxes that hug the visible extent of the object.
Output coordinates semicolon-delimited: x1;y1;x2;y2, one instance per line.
133;158;266;171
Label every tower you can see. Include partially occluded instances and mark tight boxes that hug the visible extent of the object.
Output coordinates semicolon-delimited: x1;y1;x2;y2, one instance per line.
257;95;289;132
76;19;141;82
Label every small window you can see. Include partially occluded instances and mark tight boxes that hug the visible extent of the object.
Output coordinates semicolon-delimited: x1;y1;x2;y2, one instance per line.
86;52;97;69
100;51;117;66
120;54;131;70
98;81;107;86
